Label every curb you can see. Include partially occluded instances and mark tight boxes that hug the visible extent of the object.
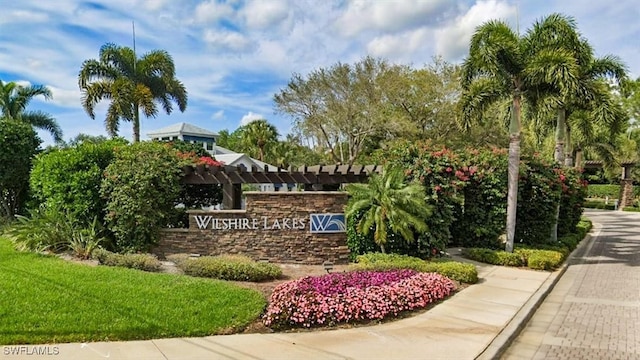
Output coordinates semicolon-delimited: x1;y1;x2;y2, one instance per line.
475;224;599;360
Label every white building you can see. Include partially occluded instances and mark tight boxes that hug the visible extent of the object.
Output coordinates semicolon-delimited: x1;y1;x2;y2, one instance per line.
147;122;285;192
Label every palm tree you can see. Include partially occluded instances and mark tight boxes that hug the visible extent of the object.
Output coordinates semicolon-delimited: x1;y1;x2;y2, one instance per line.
78;43;187;142
559;43;626;165
0;80;62;142
242;119;279;162
461;14;578;252
345;167;431;253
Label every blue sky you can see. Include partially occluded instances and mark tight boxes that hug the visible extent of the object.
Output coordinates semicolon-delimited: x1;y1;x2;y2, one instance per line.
1;0;639;146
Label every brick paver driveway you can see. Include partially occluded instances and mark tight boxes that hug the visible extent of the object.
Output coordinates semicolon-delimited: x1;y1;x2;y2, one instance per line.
502;210;640;360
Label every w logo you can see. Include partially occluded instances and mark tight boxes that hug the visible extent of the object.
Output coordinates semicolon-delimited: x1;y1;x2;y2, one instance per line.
310;214;346;233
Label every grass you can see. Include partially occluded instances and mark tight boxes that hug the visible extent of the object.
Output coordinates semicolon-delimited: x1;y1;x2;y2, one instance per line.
0;237;266;345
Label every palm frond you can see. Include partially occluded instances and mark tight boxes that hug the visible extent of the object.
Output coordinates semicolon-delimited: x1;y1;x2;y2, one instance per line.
586;55;627;82
21;111;63;142
459;77;507;130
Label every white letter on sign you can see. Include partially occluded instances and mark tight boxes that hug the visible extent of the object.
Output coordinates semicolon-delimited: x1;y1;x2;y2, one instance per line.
194;215;213;229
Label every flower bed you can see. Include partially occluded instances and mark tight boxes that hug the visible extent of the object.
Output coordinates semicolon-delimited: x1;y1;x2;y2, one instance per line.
263;270;456;329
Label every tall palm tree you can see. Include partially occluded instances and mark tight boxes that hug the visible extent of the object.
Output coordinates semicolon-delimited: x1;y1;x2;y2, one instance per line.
461;14;578;252
345;167;431;254
242;119;279;162
0;80;62;142
78;43;187;142
524;15;626;241
560;45;626;165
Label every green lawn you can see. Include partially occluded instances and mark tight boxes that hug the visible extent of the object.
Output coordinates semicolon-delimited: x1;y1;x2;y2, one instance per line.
0;238;266;345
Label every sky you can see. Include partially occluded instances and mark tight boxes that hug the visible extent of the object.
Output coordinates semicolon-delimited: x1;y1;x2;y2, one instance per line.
1;0;639;146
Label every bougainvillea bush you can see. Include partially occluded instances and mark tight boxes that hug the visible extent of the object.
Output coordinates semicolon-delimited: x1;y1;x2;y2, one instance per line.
263;270;456;329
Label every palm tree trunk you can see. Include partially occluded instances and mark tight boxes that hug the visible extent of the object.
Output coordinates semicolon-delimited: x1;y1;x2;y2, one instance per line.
505;94;522;253
133;104;140;143
550;108;567;243
564;128;573;167
554;108;566;163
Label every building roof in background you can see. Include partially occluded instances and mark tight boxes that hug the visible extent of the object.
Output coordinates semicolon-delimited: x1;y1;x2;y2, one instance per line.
212;145;237;155
214;153;279;172
147;122;219;138
147;123;279;171
214;153;246;166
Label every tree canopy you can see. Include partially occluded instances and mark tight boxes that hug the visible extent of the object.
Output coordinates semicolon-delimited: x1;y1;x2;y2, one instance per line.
78;43;187;142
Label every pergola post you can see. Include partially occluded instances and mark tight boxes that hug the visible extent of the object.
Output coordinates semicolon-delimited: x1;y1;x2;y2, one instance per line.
618;164;634;210
222;183;242;209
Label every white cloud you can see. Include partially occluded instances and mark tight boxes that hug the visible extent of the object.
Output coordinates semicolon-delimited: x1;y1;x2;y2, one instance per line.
140;0;171;11
335;0;454;37
243;0;290;30
194;0;235;24
367;28;431;61
434;0;516;60
203;29;254;52
240;111;264;125
0;10;49;24
48;86;82;108
211;110;225;120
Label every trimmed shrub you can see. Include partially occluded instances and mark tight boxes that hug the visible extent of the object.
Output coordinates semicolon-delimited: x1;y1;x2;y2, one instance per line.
263;270;456;329
29;139;125;228
583;199;616;210
558;234;581;251
623;206;640;212
176;255;282;282
461;248;498;264
515;156;562;246
92;249;162;272
100;142;183;252
527;250;564;270
463;247;565;270
576;219;592;237
495;251;526;267
587;184;620;199
422;260;478;284
352;253;478;283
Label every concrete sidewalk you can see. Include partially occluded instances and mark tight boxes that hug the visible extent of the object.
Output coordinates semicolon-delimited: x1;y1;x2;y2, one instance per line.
1;253;561;360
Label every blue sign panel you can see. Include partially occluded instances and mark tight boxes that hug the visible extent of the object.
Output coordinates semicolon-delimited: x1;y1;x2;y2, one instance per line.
309;213;346;233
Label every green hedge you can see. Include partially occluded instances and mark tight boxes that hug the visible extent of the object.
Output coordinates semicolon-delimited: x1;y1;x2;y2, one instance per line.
172;254;283;282
462;248;565;270
587;184;620;199
352;253;478;284
584;199;616;210
461;218;592;271
30;140;124;228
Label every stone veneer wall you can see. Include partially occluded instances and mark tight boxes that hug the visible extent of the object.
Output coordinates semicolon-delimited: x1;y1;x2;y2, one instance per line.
154;192;350;264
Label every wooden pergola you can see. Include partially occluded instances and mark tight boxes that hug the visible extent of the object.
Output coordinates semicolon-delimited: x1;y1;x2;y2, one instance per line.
582;160;636;179
182;164;382;209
